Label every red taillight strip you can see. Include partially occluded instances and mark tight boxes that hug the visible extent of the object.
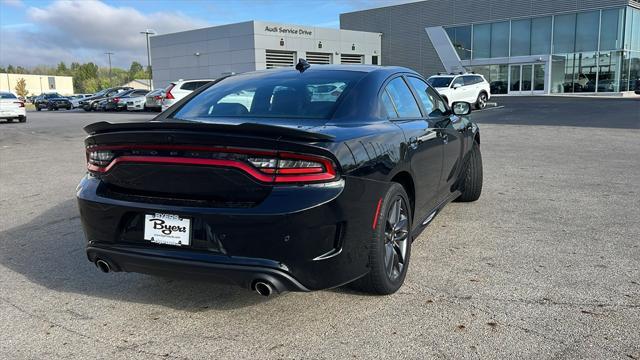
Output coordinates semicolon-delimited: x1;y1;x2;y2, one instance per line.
88;156;275;182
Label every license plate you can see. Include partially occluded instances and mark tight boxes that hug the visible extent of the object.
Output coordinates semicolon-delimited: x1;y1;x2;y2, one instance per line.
144;213;191;246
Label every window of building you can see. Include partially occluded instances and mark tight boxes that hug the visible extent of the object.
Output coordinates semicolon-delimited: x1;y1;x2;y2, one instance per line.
340;54;364;64
573;52;598;92
553;13;576;53
600;8;624;51
472;23;491;59
265;50;296;69
490;21;509;58
446;26;472;60
531;17;552;55
372;55;379;65
597;51;621;93
575;11;599;52
306;52;332;64
510;19;531;56
384;77;422;118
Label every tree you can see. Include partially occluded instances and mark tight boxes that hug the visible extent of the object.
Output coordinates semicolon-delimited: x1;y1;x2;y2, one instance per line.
0;66;6;73
14;78;28;98
128;61;144;80
6;65;15;73
56;62;69;75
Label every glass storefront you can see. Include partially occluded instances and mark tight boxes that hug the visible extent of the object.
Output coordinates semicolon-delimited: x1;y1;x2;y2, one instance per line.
445;6;640;94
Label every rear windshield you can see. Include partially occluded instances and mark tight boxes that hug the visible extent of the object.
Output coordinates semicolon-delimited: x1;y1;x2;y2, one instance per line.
0;93;17;99
427;77;453;88
172;70;365;121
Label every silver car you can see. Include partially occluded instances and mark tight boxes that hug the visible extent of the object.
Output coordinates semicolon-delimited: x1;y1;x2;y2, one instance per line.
145;89;164;112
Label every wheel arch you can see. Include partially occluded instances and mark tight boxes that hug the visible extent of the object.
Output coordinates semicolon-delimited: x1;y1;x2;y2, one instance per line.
390;171;415;220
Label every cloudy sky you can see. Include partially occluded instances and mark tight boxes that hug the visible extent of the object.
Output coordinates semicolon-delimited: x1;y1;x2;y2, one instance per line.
0;0;414;69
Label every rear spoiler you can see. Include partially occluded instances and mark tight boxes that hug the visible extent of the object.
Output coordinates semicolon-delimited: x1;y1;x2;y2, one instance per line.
84;121;334;142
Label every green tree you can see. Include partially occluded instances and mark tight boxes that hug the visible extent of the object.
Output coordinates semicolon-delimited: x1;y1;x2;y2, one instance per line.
56;62;69;75
0;66;6;73
14;78;29;97
6;65;15;73
128;61;144;80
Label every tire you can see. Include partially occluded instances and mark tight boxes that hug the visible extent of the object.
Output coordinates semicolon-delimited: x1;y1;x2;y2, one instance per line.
457;141;483;202
18;116;26;123
350;183;412;295
6;118;13;123
84;106;92;112
475;92;488;110
36;105;41;111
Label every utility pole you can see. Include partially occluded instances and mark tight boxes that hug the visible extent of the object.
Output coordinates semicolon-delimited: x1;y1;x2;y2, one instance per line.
140;29;156;90
105;52;114;87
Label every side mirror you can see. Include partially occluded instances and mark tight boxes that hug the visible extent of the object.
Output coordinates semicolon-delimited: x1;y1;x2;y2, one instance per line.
451;101;471;116
452;83;462;89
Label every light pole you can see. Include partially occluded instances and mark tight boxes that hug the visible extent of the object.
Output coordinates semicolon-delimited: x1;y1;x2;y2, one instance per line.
140;29;156;90
105;52;114;86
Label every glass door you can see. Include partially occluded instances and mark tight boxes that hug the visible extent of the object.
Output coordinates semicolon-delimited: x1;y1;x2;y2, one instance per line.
509;63;545;94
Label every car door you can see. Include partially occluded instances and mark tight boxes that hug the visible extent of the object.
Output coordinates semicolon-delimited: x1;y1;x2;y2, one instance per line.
462;75;480;102
449;76;465;103
434;91;467;201
383;76;443;217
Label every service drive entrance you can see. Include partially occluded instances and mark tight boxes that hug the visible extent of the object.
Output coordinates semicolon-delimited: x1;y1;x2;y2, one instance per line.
509;63;545;95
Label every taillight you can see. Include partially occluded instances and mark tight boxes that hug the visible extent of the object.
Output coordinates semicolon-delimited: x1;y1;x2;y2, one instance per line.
85;145;337;184
154;95;162;100
165;84;175;100
112;97;120;103
14;101;25;108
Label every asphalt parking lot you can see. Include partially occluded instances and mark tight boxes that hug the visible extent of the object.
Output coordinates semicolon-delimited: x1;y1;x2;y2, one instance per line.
1;98;639;359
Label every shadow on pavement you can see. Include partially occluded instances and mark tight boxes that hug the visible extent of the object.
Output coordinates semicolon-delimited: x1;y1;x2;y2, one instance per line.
471;96;640;129
0;199;270;310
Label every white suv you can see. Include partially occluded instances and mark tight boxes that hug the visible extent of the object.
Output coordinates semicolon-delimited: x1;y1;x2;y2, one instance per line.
426;74;490;110
162;79;215;111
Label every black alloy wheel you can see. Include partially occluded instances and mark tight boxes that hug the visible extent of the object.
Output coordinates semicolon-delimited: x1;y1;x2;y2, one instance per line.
383;196;410;281
350;183;412;295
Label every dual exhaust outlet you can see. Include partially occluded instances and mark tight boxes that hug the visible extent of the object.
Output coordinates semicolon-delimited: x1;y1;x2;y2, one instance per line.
94;258;276;297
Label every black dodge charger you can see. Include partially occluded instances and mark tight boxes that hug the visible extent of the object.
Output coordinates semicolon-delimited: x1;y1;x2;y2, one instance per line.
77;64;482;296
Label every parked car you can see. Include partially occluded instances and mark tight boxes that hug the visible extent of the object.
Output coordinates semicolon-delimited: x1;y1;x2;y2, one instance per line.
126;89;153;111
34;92;72;111
144;89;165;112
427;73;490;109
102;89;150;111
80;87;132;111
162;79;215;111
68;94;93;108
78;64;482;296
0;91;26;122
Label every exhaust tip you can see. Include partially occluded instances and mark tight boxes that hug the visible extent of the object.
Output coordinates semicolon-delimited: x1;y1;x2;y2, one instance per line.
253;281;273;297
95;259;111;273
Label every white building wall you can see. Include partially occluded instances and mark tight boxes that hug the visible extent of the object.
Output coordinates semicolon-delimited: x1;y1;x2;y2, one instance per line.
150;21;381;90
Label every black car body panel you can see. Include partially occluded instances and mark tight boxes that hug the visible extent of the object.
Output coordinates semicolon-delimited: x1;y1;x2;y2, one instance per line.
77;65;480;292
79;87;133;111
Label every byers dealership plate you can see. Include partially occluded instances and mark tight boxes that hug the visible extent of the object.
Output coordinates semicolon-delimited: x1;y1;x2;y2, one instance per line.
144;213;191;246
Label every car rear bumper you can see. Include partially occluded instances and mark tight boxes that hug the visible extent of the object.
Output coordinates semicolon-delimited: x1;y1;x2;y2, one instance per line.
0;108;26;117
77;175;389;291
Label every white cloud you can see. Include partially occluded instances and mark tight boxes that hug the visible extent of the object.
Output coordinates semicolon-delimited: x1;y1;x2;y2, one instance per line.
0;0;209;68
1;0;24;8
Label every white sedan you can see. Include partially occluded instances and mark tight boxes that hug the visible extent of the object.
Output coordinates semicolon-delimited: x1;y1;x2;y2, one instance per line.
126;95;148;111
0;91;26;122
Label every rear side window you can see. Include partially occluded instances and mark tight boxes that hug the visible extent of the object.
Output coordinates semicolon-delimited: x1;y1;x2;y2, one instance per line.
380;91;398;119
427;77;453;88
0;93;17;99
406;77;434;115
463;75;483;85
173;70;365;120
384;77;422;118
452;77;464;87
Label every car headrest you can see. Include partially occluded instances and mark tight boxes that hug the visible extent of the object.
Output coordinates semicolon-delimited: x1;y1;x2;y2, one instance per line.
211;103;249;116
270;89;304;115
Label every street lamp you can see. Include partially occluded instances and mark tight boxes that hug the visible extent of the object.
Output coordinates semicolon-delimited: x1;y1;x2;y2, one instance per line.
140;29;156;90
105;52;114;86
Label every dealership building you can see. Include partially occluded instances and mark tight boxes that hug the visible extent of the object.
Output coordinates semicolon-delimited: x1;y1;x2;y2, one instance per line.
341;0;640;95
150;0;639;96
150;21;381;89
